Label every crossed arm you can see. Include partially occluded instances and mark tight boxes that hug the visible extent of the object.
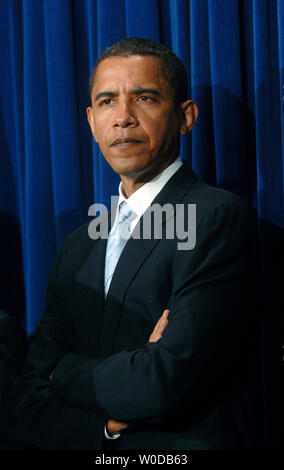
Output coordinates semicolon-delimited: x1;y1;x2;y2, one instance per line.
47;201;256;432
14;298;171;448
107;309;169;435
14;200;255;449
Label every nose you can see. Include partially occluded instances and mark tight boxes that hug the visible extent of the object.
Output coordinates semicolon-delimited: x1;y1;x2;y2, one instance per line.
113;100;138;128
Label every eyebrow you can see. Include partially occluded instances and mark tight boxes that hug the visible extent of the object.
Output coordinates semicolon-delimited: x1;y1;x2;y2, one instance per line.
94;87;161;102
131;87;161;97
94;91;116;102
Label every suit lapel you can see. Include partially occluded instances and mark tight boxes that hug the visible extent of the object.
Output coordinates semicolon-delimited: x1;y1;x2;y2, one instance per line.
100;162;197;356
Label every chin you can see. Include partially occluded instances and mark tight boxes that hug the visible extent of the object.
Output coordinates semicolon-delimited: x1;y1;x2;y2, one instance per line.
107;157;150;176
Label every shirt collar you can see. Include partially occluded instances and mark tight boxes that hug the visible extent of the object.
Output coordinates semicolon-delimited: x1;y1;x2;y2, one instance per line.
117;157;183;218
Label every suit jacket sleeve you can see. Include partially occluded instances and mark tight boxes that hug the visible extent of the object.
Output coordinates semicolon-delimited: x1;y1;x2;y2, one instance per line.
14;239;107;450
50;197;258;423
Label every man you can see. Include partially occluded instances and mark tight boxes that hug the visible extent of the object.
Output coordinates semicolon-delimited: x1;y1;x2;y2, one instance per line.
14;38;260;450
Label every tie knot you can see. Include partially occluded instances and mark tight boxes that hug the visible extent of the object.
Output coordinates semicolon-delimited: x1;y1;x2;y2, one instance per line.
118;201;136;222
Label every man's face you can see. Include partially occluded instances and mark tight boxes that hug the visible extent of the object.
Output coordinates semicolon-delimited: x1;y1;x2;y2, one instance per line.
87;55;185;180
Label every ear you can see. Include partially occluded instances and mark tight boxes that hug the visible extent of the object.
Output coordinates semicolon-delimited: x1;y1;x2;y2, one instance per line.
179;100;198;135
86;107;98;142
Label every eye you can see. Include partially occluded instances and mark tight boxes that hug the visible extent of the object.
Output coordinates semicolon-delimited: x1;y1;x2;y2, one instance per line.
138;95;151;102
100;98;113;106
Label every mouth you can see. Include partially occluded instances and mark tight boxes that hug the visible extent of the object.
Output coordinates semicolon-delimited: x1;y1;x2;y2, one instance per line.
110;137;143;148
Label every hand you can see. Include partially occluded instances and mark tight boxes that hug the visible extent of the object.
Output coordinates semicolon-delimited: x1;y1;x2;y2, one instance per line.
148;309;170;343
105;310;169;436
107;418;129;435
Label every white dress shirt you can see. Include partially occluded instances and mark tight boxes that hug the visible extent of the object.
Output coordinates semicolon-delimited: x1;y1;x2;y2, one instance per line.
116;156;183;232
104;156;183;441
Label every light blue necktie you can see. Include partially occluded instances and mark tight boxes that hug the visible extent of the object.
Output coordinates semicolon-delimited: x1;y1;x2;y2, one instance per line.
104;201;136;297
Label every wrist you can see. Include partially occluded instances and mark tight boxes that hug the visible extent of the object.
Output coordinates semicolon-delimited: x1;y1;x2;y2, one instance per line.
104;423;121;440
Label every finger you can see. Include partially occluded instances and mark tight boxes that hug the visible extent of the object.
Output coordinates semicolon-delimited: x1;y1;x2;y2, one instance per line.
156;309;170;327
153;312;169;336
148;309;170;342
153;315;168;335
158;318;168;335
117;422;129;431
107;419;129;434
157;309;170;326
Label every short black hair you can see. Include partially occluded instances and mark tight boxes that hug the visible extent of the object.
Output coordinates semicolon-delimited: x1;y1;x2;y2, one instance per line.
88;37;188;106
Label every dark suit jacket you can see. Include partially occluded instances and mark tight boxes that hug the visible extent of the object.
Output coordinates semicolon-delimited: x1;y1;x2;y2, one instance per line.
14;162;262;450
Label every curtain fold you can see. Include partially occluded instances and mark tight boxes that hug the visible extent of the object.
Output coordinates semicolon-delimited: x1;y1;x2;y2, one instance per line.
208;0;244;194
43;0;85;242
22;0;57;334
253;0;283;224
190;0;215;184
0;0;283;448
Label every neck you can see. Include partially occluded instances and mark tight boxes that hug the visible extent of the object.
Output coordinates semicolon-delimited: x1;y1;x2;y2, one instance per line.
120;178;144;198
120;152;179;198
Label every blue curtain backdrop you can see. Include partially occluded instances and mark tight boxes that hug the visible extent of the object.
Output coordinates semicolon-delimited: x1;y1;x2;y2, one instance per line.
0;0;283;448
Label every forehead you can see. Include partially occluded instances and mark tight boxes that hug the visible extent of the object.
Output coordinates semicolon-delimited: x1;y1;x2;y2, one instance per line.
92;55;172;94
